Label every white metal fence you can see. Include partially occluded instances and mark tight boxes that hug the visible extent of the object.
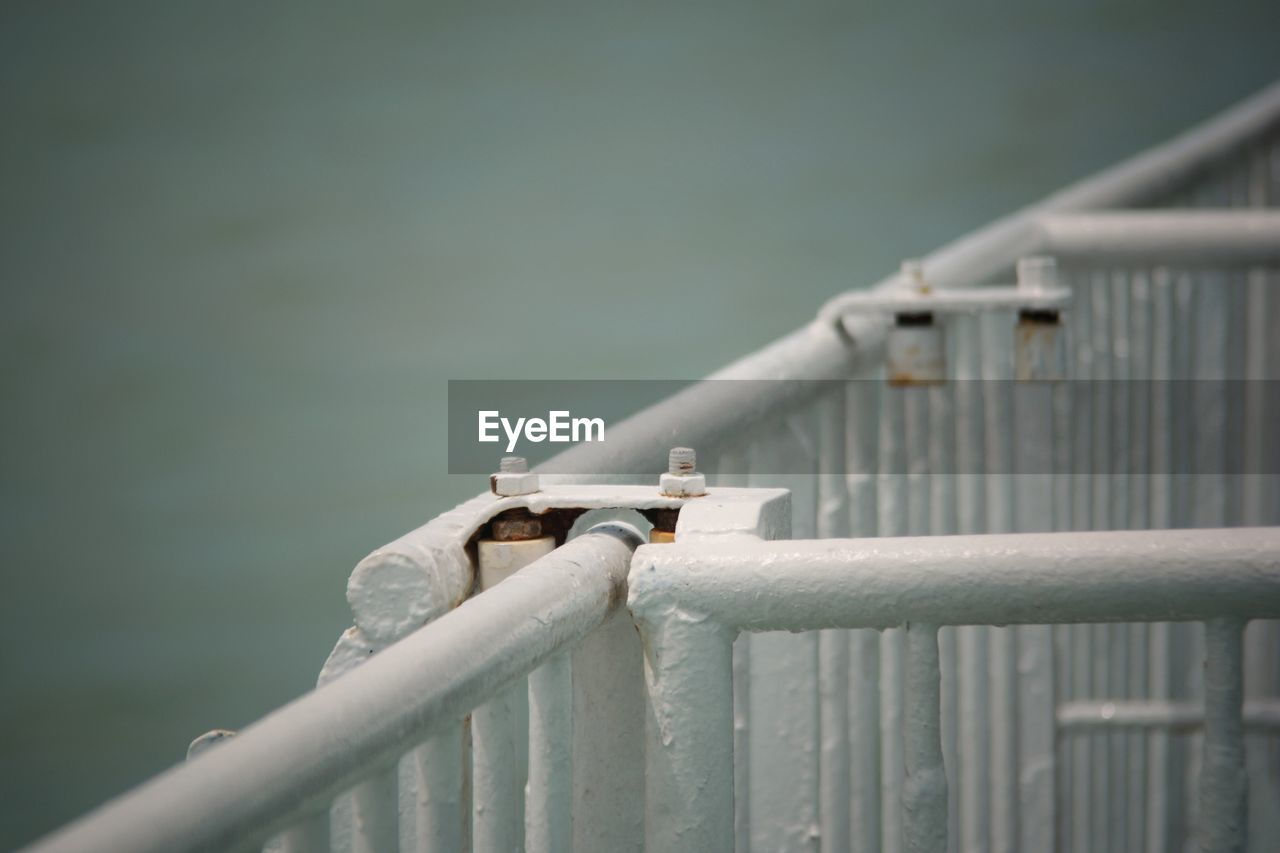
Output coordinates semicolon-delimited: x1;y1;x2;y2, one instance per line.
24;82;1280;853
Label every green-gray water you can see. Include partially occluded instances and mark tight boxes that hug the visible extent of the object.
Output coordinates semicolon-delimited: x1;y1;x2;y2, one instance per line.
2;1;1278;846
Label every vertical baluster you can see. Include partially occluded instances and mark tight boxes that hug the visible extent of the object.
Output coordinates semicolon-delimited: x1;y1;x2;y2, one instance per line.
1185;267;1228;847
952;314;989;853
928;380;959;853
1146;268;1175;853
1126;268;1153;853
733;632;752;853
640;613;735;853
348;769;398;853
571;607;646;853
904;384;932;537
1240;233;1280;844
1172;271;1199;851
1085;272;1114;853
1108;272;1132;853
526;653;571;853
1201;618;1247;853
880;383;908;853
473;684;527;853
1012;375;1056;853
1051;354;1073;853
411;730;464;853
981;310;1017;853
278;812;331;853
748;421;821;853
409;722;465;850
472;535;551;853
819;391;852;853
717;443;753;853
1066;267;1095;853
904;623;947;853
1240;267;1272;526
848;379;882;853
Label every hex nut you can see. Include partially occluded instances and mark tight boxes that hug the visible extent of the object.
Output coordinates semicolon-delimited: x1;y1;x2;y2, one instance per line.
660;471;707;497
491;470;539;496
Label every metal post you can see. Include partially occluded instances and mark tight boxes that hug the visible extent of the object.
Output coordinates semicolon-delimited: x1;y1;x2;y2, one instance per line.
411;730;465;853
637;613;735;853
473;531;554;853
349;769;398;853
525;651;571;853
903;623;947;853
1200;618;1248;853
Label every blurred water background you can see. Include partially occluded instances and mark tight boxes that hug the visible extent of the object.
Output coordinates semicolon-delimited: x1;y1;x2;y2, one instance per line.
2;0;1279;846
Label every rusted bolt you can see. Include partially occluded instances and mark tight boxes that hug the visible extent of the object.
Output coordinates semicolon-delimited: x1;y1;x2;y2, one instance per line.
491;511;543;541
1014;256;1067;381
887;314;945;385
491;456;539;496
660;447;707;497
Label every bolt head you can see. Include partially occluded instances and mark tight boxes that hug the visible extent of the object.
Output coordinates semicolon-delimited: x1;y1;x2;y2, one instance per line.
491;470;539;496
660;471;707;497
1017;256;1058;291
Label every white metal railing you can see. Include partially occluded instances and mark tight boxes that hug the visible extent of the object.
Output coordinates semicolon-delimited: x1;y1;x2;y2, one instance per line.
22;81;1280;853
628;529;1280;853
29;525;644;853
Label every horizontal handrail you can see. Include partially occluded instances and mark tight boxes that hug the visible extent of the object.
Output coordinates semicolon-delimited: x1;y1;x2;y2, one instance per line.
1037;210;1280;264
349;83;1280;655
629;527;1280;631
25;525;643;853
818;79;1280;326
629;527;1279;853
1057;699;1280;732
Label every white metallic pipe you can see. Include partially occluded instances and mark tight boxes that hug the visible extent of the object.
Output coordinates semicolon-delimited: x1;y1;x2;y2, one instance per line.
1201;618;1248;853
1057;699;1280;732
526;651;571;853
628;528;1280;632
411;730;466;852
1036;211;1280;265
26;526;643;853
818;79;1280;323
636;613;735;853
473;535;553;853
903;623;946;853
350;769;397;853
628;528;1280;853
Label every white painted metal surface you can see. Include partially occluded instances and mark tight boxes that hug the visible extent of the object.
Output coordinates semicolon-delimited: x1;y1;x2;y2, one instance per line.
28;525;645;853
22;81;1280;853
628;529;1280;853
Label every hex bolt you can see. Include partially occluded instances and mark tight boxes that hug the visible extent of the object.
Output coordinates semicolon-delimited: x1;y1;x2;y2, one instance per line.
491;456;539;496
1017;256;1058;293
1016;257;1062;325
887;263;945;385
669;447;696;475
1015;256;1067;381
660;447;707;497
